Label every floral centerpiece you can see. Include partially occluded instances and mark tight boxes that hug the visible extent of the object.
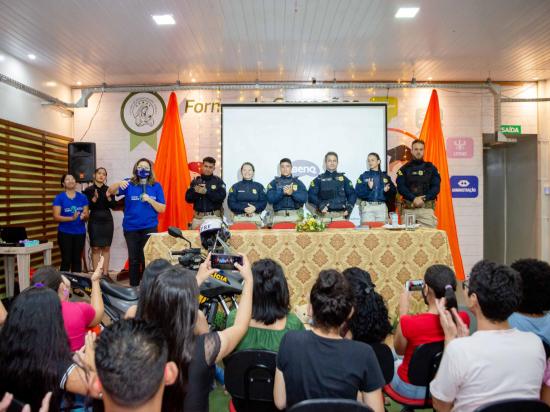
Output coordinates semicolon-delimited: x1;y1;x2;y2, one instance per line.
296;214;326;232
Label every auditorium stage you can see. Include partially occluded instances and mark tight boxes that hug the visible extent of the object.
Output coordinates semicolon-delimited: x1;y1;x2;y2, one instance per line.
144;228;453;319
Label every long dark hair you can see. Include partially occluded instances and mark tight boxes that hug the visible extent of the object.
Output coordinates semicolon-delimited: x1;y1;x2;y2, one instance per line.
310;269;354;330
424;264;458;310
0;287;72;412
135;258;173;319
136;266;198;412
251;259;290;325
343;267;391;344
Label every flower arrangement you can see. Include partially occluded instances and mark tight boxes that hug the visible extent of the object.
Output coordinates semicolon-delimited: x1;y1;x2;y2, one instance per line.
296;214;326;232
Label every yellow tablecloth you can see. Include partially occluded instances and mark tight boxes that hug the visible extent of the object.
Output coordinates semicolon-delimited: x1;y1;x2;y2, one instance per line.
144;228;453;319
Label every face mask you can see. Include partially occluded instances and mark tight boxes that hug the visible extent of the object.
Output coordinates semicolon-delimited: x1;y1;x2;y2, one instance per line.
137;169;151;179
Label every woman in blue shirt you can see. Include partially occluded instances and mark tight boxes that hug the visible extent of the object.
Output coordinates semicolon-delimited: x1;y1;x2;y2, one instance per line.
109;158;166;286
52;173;89;272
228;162;267;227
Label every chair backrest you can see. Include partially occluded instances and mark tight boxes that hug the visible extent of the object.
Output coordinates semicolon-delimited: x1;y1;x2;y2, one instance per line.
458;305;477;335
369;342;394;385
407;340;445;386
229;222;258;230
474;399;550;412
272;222;297;229
327;221;356;229
223;350;277;402
288;398;374;412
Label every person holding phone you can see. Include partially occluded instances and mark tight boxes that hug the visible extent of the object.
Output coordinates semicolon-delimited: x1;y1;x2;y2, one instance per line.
390;265;470;400
228;162;267;227
266;158;308;225
83;167;116;275
108;158;166;286
52;173;89;272
185;156;226;230
308;151;356;223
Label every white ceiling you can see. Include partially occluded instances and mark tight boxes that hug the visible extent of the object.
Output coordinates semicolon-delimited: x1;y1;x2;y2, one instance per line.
1;0;549;86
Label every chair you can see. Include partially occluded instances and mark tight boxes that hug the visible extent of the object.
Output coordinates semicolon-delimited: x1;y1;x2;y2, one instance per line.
474;399;550;412
288;398;374;412
223;349;278;412
272;222;296;229
229;222;258;230
458;305;477;335
384;341;445;410
327;220;356;229
369;342;394;385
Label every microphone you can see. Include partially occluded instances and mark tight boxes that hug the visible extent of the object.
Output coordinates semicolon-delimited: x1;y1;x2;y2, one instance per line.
140;179;147;201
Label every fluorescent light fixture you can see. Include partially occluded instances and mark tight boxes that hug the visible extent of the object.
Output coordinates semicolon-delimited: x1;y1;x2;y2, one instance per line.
27;53;36;60
152;14;175;25
395;7;419;18
45;81;57;87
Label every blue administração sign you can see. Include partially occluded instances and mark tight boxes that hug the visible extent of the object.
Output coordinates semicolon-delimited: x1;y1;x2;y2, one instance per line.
451;176;479;198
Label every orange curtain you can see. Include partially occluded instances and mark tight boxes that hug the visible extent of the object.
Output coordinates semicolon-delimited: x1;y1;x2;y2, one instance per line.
419;90;465;280
154;92;194;232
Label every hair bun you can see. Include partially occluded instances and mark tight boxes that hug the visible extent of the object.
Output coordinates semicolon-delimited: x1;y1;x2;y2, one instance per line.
318;270;338;291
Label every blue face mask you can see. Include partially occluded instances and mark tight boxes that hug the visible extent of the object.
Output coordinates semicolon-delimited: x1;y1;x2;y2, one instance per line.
137;168;150;179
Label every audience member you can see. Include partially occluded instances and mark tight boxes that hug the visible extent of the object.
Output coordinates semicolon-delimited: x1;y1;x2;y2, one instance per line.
137;255;254;412
274;269;385;412
390;264;469;400
31;257;105;351
430;260;546;412
508;258;550;345
92;319;178;412
342;267;391;344
226;258;304;352
0;286;96;411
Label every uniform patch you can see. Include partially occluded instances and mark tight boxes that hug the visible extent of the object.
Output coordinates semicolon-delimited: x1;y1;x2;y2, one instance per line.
357;178;362;184
383;178;388;183
229;187;233;193
293;184;298;191
252;188;257;194
211;185;217;189
337;176;344;181
397;170;403;176
310;180;315;187
418;171;424;176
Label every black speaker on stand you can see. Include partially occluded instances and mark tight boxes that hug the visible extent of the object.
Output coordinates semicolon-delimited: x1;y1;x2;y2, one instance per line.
68;142;96;183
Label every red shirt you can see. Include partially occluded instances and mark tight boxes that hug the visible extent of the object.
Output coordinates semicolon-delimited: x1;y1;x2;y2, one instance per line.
61;301;96;351
397;311;470;383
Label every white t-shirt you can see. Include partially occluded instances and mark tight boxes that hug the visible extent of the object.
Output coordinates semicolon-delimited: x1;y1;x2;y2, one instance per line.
430;328;546;412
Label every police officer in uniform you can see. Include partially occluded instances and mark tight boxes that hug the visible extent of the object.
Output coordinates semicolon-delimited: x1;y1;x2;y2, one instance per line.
396;139;441;228
356;152;396;224
308;151;357;223
227;162;267;227
266;158;308;225
185;156;226;229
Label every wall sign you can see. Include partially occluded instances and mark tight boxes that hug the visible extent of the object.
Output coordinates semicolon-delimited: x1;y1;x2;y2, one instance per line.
451;176;479;198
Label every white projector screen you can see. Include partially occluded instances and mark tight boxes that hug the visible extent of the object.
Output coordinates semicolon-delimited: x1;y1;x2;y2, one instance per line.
221;103;387;225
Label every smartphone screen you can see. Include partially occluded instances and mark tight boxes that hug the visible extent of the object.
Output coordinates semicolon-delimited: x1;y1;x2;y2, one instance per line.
211;253;243;270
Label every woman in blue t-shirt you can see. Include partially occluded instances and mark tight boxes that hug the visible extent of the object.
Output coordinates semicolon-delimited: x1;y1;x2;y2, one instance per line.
108;158;166;286
52;173;89;272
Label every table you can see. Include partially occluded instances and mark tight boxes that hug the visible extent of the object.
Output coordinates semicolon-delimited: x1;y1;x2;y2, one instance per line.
144;229;453;319
1;242;53;296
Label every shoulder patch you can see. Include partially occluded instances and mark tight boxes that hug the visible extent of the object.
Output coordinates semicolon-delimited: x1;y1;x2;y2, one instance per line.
357;178;362;184
267;184;272;189
310;180;315;187
397;169;403;176
337;176;344;181
293;184;298;191
229;187;233;193
252;188;257;194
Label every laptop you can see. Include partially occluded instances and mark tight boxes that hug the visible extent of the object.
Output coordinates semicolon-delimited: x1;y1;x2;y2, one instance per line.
0;227;28;246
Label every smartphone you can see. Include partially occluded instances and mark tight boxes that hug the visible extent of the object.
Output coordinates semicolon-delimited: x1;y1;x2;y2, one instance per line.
210;253;243;270
405;279;425;291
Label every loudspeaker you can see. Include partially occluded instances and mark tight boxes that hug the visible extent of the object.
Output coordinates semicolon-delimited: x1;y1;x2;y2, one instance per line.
68;142;96;183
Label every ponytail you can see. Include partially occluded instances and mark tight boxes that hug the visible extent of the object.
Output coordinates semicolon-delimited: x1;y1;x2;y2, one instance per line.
444;284;458;311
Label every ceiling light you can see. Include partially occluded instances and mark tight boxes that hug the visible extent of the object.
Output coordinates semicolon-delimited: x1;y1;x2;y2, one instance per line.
428;76;433;80
191;78;196;83
45;81;57;87
76;81;82;86
0;55;5;62
395;7;419;18
27;54;36;60
533;77;539;81
152;14;175;25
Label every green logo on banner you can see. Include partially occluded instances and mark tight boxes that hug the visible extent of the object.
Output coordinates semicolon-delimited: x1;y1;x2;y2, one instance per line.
500;125;522;135
130;132;157;151
369;96;398;123
121;92;166;151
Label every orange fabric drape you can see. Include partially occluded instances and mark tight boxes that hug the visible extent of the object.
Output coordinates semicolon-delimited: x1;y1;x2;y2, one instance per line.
419;90;465;280
154;92;194;232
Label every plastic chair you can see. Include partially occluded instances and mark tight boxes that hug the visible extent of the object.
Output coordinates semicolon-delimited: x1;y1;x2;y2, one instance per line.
229;222;258;230
384;341;444;409
369;342;394;385
327;220;355;229
288;398;374;412
223;349;278;412
474;399;550;412
272;222;297;229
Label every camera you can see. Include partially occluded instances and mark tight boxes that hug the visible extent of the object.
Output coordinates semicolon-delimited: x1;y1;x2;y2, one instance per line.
405;279;425;291
211;253;243;270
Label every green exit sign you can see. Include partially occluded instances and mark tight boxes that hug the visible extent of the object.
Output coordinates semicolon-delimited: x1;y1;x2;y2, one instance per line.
500;125;522;135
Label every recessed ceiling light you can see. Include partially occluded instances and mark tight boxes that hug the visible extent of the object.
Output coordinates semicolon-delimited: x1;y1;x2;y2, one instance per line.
428;76;433;80
395;7;419;18
152;14;175;25
533;77;539;81
0;55;5;62
45;81;57;87
76;81;82;86
191;78;196;83
27;54;36;60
